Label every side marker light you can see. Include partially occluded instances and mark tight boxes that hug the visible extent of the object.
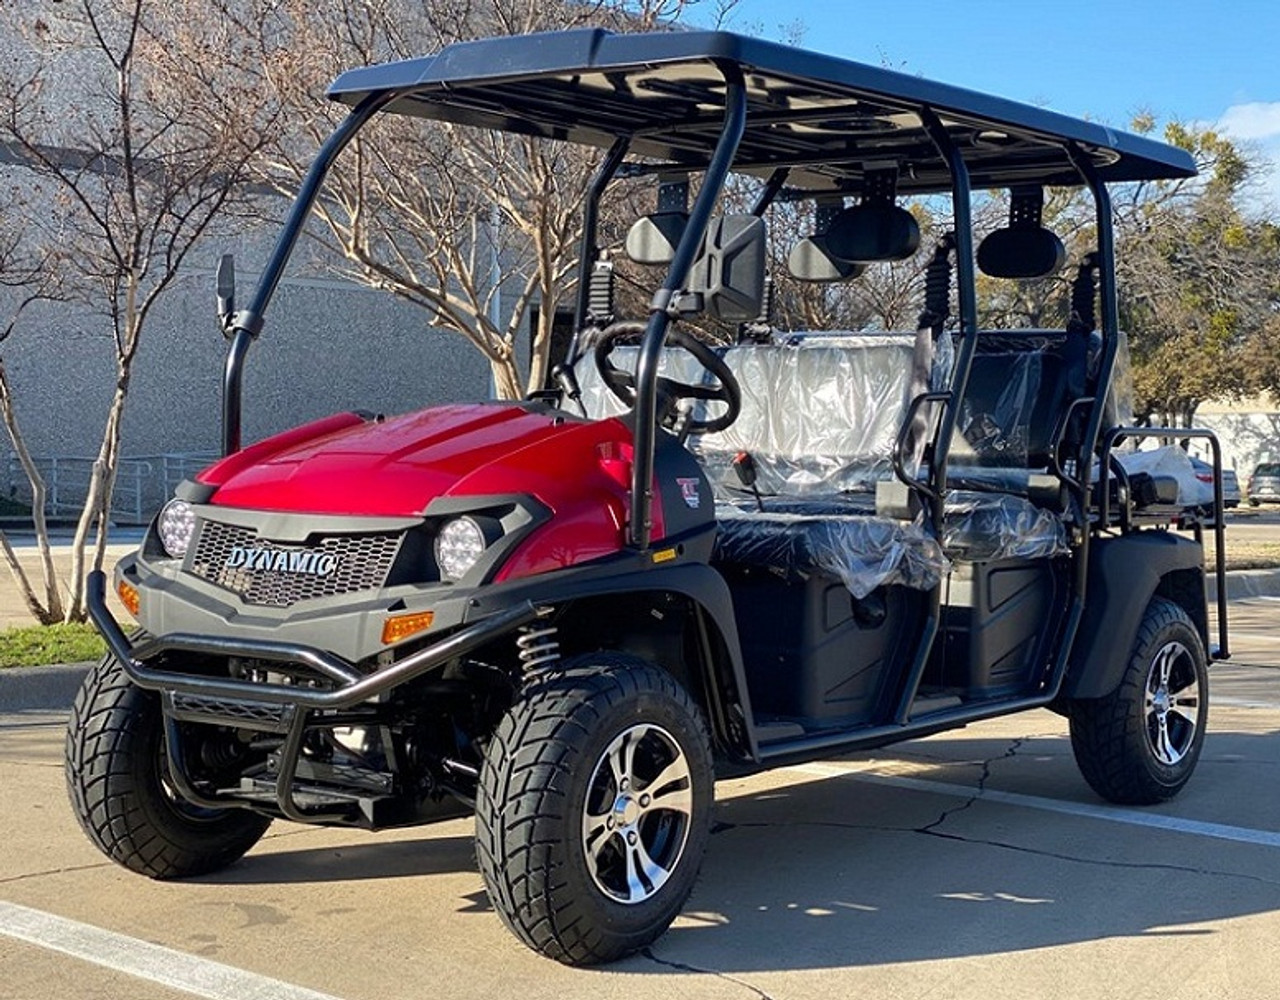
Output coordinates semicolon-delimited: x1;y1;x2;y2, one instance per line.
117;580;140;619
382;610;435;645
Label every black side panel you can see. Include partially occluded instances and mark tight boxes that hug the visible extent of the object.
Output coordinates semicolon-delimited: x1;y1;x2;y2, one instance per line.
724;566;921;727
937;558;1064;699
1063;533;1205;699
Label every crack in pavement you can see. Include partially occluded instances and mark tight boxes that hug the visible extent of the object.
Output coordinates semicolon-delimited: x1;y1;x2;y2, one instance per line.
916;828;1280;887
0;825;322;886
641;947;776;999
711;731;1280;888
712;816;1279;887
917;736;1028;835
0;860;113;886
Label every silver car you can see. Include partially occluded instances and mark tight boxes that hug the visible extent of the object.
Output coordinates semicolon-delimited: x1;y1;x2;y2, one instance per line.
1189;457;1240;509
1248;462;1280;505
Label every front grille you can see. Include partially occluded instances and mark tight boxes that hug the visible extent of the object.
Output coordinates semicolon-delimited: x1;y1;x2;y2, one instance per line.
188;519;404;608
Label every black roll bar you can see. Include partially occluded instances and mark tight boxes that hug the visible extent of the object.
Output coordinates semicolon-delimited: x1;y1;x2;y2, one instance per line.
221;93;395;456
629;68;748;550
1099;426;1231;660
916;109;978;528
887;109;979;724
1062;146;1120;606
567;136;630;363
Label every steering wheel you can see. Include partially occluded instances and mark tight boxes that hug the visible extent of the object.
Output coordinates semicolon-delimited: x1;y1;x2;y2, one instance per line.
593;321;742;435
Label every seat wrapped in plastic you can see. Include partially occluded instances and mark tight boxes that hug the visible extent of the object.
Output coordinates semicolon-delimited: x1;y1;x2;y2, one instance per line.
941;492;1069;562
577;333;941;498
713;501;946;598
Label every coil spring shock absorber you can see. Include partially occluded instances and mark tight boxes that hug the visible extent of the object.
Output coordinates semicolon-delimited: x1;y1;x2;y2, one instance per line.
516;623;560;672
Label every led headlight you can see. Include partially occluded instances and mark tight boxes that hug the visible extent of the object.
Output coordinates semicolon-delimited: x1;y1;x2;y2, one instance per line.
435;517;487;581
157;499;196;558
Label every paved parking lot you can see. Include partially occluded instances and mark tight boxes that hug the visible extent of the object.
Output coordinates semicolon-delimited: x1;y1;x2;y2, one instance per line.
2;598;1278;1000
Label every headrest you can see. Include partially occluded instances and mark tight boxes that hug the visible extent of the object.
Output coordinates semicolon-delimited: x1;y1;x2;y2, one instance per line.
976;186;1065;279
977;227;1066;279
825;203;921;262
688;214;766;323
788;234;865;282
625;211;688;265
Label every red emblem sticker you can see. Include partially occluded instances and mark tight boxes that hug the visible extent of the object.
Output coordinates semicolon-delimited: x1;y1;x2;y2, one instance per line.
676;477;701;509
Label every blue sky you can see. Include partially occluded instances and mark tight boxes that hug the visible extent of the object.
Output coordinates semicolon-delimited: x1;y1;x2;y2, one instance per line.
702;0;1280;208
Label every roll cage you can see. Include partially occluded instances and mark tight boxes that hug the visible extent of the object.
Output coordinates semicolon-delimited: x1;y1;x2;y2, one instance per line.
217;28;1219;675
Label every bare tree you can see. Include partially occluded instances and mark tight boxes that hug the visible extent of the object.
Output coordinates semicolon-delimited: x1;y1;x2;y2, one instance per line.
0;1;278;621
211;0;735;399
0;220;65;623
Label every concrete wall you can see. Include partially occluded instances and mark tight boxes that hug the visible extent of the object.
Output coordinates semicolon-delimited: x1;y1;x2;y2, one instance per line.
1190;397;1280;487
0;265;490;519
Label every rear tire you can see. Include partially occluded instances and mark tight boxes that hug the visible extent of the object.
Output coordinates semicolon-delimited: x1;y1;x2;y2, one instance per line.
475;653;713;965
1068;597;1208;804
65;653;270;878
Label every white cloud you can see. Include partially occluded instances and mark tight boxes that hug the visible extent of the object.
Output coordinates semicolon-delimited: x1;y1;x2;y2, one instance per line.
1215;103;1280;217
1217;101;1280;141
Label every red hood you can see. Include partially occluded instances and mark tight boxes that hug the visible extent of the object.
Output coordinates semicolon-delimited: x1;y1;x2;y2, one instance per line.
199;404;622;517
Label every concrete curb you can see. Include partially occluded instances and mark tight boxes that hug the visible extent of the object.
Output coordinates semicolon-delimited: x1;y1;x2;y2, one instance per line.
0;662;91;713
2;565;1278;714
1207;567;1280;603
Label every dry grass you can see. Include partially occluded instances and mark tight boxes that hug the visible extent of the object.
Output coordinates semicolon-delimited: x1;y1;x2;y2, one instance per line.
1203;536;1280;571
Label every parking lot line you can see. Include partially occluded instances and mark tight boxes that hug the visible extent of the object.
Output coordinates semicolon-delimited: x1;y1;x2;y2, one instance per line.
794;763;1280;849
0;901;345;1000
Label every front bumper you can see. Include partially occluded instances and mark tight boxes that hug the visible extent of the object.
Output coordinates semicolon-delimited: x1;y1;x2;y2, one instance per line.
88;569;542;824
89;570;542;712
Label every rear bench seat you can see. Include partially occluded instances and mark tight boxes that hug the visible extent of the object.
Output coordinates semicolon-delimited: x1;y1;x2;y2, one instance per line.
576;333;1069;597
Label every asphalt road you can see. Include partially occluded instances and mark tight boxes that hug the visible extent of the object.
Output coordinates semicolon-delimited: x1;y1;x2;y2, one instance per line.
2;596;1278;1000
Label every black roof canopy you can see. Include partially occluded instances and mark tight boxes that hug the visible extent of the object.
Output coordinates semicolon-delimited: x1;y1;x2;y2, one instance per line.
328;29;1195;195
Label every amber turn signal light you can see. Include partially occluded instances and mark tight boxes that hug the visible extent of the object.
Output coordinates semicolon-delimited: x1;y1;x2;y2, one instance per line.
381;610;435;645
117;580;140;619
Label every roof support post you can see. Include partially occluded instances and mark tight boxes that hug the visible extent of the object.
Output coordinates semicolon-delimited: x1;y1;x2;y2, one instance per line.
1063;146;1117;604
222;93;393;456
629;68;748;550
917;108;977;531
568;137;630;361
889;109;975;725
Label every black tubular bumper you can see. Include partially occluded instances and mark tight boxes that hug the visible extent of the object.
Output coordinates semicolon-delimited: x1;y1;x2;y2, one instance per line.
87;569;543;709
88;569;544;825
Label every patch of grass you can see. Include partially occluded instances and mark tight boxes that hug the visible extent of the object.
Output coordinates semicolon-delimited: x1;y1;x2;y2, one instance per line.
1204;538;1280;572
0;622;105;668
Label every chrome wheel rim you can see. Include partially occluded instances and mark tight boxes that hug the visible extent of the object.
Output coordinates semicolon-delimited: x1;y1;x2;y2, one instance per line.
1144;640;1200;766
580;723;693;905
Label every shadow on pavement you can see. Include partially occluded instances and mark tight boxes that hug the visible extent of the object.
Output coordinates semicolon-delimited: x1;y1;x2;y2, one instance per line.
192;728;1280;973
198;833;477;885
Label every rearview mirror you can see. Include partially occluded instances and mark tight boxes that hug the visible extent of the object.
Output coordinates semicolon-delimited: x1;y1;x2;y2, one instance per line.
825;204;920;262
687;215;766;323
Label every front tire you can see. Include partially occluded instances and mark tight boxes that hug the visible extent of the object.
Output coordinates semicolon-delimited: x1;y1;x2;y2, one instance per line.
65;653;271;878
475;654;713;965
1068;597;1208;804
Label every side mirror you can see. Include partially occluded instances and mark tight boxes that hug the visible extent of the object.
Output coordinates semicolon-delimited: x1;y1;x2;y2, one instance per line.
625;213;688;265
788;234;865;282
216;254;236;335
687;215;766;323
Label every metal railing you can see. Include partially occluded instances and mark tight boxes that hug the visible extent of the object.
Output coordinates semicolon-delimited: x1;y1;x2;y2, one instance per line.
5;451;217;525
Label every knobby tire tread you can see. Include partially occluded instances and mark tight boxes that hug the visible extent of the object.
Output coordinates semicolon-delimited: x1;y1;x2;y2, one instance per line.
475;654;709;965
65;654;269;879
1068;597;1206;805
